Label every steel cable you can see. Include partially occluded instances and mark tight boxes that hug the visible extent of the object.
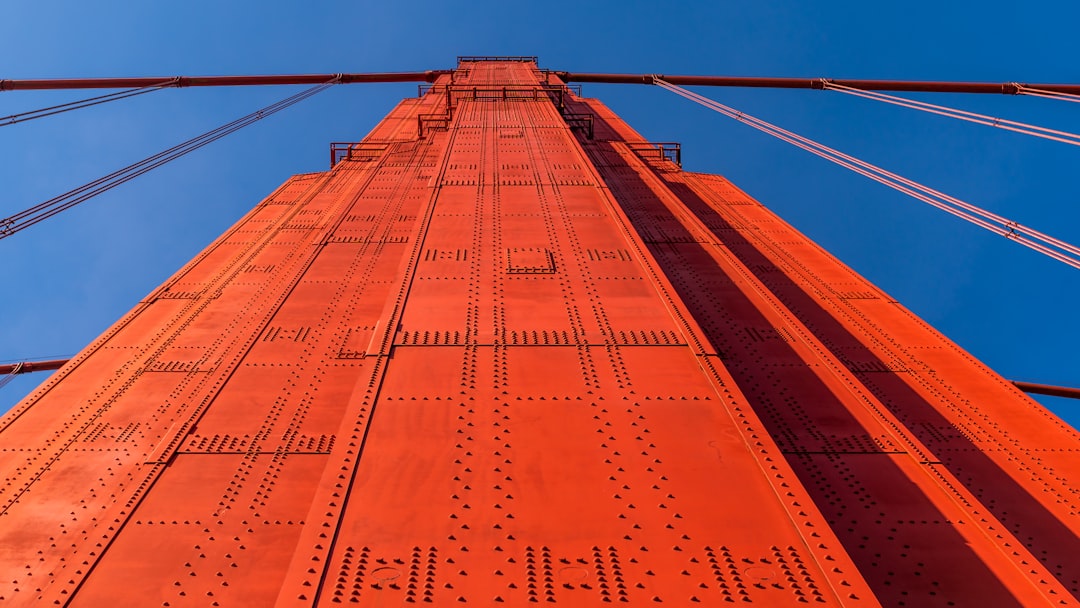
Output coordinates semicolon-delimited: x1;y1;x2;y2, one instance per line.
822;81;1080;147
0;79;338;239
660;79;1080;266
0;79;177;127
0;363;22;391
655;78;1080;270
1015;85;1080;104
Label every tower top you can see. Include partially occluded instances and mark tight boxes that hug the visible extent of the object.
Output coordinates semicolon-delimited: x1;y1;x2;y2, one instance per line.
457;55;538;64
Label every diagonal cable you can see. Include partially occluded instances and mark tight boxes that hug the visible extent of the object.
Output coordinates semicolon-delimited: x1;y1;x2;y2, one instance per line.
658;79;1080;266
1015;85;1080;104
822;81;1080;147
1;79;178;127
0;363;22;391
0;78;338;239
654;78;1080;270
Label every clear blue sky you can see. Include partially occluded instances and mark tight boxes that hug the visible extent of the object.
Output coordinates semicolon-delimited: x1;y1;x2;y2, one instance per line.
1;1;1078;429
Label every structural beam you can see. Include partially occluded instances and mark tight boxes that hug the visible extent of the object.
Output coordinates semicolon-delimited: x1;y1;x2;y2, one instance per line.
0;359;68;375
4;71;1080;95
1012;380;1080;400
0;71;448;91
557;73;1080;95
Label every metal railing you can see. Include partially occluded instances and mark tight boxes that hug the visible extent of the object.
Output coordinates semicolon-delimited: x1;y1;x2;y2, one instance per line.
457;56;538;63
625;141;681;167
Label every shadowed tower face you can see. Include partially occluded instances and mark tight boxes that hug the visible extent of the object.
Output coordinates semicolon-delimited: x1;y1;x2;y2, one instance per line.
1;57;1077;607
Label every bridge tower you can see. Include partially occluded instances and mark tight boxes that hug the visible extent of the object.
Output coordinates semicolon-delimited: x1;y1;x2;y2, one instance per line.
1;57;1077;607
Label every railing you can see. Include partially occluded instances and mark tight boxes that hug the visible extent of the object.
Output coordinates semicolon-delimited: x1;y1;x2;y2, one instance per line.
418;111;452;138
414;83;578;102
457;56;538;63
626;141;682;167
447;85;570;110
564;113;595;140
409;81;592;140
330;141;393;167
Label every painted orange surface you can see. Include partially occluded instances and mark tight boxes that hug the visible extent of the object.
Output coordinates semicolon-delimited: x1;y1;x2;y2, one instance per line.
1;58;1077;607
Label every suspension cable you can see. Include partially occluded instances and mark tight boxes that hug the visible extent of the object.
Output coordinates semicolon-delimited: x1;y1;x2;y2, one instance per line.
0;78;338;240
1015;85;1080;104
1;79;178;127
0;362;22;391
822;81;1080;147
654;78;1080;270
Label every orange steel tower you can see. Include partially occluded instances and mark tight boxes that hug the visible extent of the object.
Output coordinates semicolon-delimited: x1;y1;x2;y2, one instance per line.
1;57;1078;607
